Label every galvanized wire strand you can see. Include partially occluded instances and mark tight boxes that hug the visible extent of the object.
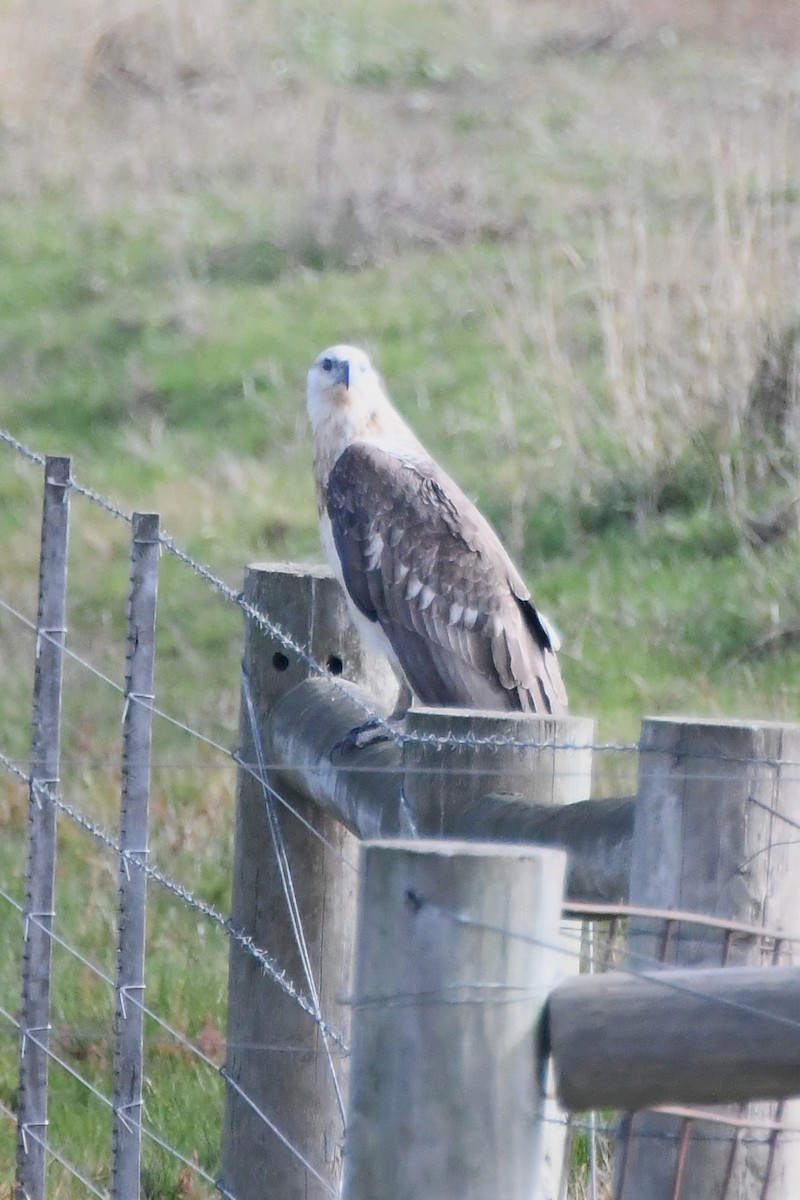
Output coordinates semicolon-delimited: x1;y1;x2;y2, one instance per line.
1;999;242;1200
0;881;340;1188
136;1124;233;1199
0;1092;110;1200
0;882;114;989
0;745;347;1051
8;426;800;765
1;929;331;1198
1;998;113;1113
425;902;800;1038
0;591;361;868
241;668;348;1124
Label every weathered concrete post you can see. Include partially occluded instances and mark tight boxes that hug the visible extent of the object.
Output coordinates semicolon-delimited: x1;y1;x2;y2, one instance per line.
401;706;594;1199
343;839;568;1200
617;716;800;1200
221;564;397;1200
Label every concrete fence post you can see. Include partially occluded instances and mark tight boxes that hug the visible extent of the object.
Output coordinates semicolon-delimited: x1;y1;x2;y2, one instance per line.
343;838;568;1200
401;705;594;1197
221;564;397;1200
616;716;800;1200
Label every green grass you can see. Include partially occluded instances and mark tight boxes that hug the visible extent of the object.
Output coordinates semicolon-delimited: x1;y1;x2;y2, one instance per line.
2;0;800;1193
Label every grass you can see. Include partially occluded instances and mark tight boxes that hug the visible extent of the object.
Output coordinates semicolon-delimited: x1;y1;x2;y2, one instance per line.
1;0;800;1194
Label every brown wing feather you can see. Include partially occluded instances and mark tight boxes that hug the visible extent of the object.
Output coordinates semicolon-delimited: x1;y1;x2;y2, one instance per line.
326;443;567;714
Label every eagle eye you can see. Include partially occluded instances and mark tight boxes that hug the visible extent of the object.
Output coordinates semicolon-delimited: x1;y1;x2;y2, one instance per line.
321;356;334;372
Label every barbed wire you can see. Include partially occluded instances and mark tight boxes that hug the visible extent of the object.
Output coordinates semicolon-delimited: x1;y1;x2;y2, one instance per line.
5;426;800;763
4;589;800;796
0;590;362;869
3;841;798;1200
0;744;348;1051
0;882;340;1195
4;877;798;1047
3;869;799;1142
5;424;800;1200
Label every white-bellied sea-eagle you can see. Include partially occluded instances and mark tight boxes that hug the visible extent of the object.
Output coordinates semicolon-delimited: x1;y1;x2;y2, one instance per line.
307;344;567;726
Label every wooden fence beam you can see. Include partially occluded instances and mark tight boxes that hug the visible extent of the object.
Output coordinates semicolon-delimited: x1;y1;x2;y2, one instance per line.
454;792;632;905
399;705;593;1196
222;565;397;1200
548;964;800;1111
266;675;630;901
265;676;405;838
616;716;800;1200
16;456;70;1200
343;839;568;1200
401;706;595;825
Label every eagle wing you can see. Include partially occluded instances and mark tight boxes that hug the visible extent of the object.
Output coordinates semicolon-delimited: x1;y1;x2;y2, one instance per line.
326;443;567;714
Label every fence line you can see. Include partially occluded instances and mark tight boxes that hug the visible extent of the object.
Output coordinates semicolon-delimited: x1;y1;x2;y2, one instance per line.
0;874;338;1196
2;728;799;1007
0;745;347;1048
0;589;367;873
5;872;800;1056
4;994;239;1200
6;426;800;766
6;734;800;1195
4;434;800;1199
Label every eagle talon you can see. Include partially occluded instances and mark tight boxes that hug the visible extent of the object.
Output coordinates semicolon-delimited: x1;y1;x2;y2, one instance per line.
330;716;403;761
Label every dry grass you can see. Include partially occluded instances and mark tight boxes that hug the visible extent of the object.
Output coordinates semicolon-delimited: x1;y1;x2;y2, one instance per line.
623;0;800;52
0;0;544;261
2;0;799;664
2;0;793;268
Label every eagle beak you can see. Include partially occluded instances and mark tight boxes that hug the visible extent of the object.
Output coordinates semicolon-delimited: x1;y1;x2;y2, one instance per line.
336;360;350;389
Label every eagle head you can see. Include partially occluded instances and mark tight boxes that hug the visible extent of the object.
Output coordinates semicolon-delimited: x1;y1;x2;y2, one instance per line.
307;344;397;453
307;343;426;489
307;344;374;416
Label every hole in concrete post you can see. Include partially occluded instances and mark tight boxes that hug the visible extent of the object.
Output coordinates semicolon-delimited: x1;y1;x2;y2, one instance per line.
326;655;343;675
272;652;289;672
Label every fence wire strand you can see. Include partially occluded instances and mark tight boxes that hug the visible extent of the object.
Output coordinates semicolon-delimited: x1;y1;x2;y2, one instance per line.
0;883;336;1196
6;426;800;764
5;425;800;1200
0;745;347;1051
0;1093;110;1200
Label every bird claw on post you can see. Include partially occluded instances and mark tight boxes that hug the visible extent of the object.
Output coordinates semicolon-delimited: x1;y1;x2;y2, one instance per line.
330;716;404;762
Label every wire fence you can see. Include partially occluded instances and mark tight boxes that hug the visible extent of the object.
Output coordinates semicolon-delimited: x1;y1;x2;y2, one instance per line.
1;427;800;1199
